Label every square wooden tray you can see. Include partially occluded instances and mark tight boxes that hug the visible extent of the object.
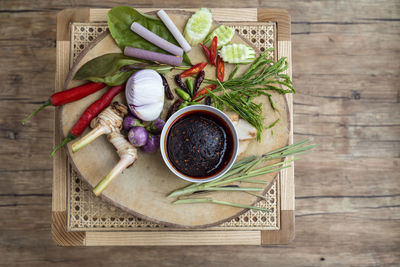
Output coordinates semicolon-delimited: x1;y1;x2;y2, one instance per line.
52;7;294;246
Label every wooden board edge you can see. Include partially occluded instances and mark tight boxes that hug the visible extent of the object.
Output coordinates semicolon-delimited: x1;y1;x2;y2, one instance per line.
257;8;290;41
53;8;293;244
85;230;261;246
52;211;86;246
89;8;258;22
260;210;294;245
57;8;90;41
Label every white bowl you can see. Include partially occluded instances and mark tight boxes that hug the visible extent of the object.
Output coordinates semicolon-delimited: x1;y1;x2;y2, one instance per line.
160;105;239;183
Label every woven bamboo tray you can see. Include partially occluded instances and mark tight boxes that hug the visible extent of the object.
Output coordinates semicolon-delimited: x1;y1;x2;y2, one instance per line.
52;8;294;246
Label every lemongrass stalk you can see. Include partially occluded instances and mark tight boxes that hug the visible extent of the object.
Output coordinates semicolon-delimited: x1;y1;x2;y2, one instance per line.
182;156;257;190
208;165;290;188
168;165;289;198
245;191;269;200
241;179;268;184
93;131;137;196
173;198;270;212
197;187;263;192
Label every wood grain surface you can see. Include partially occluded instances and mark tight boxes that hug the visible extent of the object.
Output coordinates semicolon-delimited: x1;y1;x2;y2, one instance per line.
0;0;399;266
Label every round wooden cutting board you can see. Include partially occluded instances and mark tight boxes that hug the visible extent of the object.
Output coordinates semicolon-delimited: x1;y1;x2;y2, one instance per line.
61;10;289;228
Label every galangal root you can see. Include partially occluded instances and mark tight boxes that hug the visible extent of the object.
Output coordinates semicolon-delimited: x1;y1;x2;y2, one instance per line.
71;102;138;196
71;102;128;152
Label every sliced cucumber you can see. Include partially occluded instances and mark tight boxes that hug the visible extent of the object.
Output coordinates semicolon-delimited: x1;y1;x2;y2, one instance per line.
205;25;235;48
184;8;213;45
219;44;256;64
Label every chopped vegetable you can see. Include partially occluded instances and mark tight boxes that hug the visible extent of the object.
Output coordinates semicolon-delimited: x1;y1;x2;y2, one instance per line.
200;43;212;64
204;25;235;48
93;131;137;196
175;88;191;101
50;85;124;156
125;70;164;121
219;44;256;64
216;55;224;82
186;77;194;96
107;6;191;65
179;62;207;78
123;115;143;131
22;82;106;125
146;118;165;134
174;74;190;94
184;8;213;45
130;22;183;56
157;9;192;53
193;70;205;96
124;47;182;66
128;126;149;147
209;36;218;66
160;74;173;100
193;84;217;102
141;134;160;153
71;103;128;152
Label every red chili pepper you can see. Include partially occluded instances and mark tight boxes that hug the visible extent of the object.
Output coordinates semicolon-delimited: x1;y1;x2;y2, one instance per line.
200;43;212;64
216;55;225;82
179;62;207;78
192;84;217;102
22;82;106;125
210;36;218;66
50;85;124;157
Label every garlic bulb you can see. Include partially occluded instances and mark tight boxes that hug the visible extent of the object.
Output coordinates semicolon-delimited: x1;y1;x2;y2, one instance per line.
125;69;164;121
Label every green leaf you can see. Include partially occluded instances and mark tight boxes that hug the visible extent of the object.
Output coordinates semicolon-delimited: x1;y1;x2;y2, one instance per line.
107;6;191;65
74;53;142;81
85;71;135;86
74;53;177;86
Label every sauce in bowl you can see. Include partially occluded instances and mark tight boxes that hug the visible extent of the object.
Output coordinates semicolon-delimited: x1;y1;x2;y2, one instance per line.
166;110;234;178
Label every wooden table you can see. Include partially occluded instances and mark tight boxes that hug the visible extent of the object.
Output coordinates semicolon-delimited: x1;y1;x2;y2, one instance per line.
1;0;399;266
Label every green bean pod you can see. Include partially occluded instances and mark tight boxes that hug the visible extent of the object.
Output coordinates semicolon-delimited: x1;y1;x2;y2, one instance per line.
175;88;191;101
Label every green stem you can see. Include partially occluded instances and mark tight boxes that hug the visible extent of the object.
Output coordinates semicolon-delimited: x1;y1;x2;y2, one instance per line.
50;133;75;157
21;99;51;125
173;198;270;212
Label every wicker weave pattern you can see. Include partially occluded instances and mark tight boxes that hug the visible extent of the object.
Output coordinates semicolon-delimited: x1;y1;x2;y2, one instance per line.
67;22;279;231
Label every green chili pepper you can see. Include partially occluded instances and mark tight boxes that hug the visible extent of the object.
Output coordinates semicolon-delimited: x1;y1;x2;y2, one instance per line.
186;77;194;96
175;88;191;101
178;101;190;110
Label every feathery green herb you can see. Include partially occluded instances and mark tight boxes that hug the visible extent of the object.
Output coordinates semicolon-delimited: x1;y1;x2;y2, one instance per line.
201;48;295;141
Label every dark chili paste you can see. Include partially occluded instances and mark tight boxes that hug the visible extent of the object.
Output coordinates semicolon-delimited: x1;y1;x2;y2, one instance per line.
167;111;234;178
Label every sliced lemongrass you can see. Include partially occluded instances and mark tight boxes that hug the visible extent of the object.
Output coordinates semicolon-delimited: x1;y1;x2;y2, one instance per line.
157;9;191;52
173;198;270;212
131;22;183;56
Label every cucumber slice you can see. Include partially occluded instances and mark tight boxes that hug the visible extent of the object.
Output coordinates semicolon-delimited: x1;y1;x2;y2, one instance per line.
184;8;213;45
205;25;235;48
219;44;256;64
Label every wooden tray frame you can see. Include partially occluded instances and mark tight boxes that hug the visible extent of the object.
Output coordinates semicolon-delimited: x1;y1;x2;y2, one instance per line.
52;8;293;246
